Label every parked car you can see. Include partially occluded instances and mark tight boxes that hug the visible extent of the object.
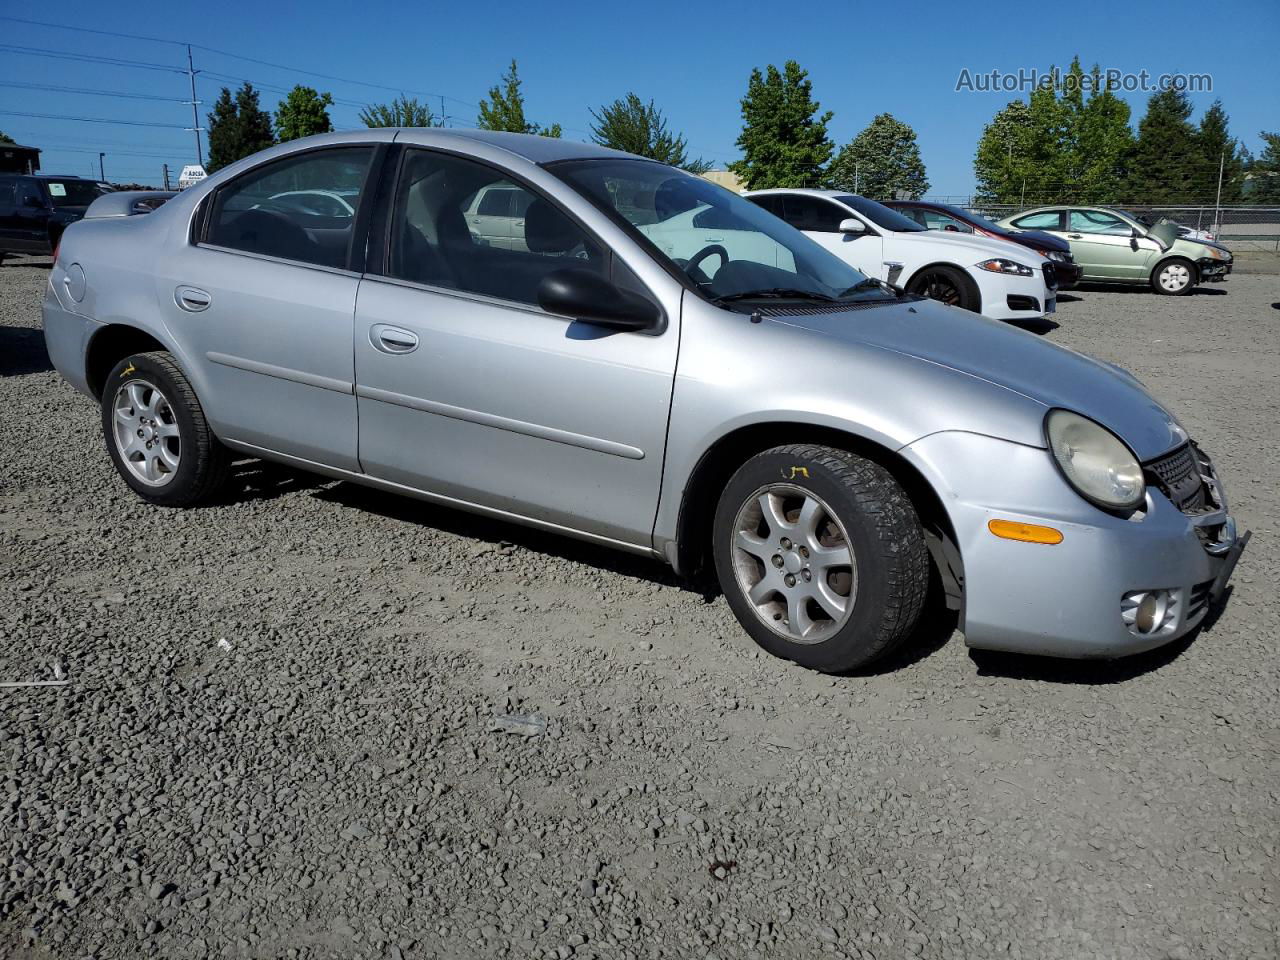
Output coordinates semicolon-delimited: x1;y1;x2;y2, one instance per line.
995;206;1232;295
745;189;1057;321
43;130;1247;671
884;199;1083;288
0;174;111;261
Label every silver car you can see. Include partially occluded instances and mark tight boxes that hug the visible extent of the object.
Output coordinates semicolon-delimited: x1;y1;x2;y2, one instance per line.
42;130;1248;671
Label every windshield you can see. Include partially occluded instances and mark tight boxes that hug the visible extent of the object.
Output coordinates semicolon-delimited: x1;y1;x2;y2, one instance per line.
550;159;889;304
836;195;927;232
931;202;1007;233
1108;208;1149;227
43;179;110;208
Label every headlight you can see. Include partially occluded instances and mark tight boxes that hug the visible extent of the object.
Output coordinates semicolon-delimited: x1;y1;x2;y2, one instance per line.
1045;250;1067;262
1045;409;1146;511
1205;246;1225;260
977;258;1034;277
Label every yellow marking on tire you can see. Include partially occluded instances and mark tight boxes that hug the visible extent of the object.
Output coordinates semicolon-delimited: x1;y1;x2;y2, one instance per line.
119;363;136;378
784;466;809;479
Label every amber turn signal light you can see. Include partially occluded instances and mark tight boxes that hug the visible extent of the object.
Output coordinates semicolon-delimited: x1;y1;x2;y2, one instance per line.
987;519;1064;545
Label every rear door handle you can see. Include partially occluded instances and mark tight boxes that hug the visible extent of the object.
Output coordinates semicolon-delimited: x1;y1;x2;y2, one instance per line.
175;286;211;312
1068;234;1083;239
370;324;419;354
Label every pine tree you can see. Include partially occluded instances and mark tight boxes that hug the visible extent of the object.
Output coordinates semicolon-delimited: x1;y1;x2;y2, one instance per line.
275;86;334;142
359;96;435;128
729;61;833;189
1127;87;1201;203
476;60;559;137
1247;131;1280;203
1069;65;1135;204
206;84;276;173
589;93;709;171
1195;101;1243;204
974;100;1034;203
827;113;928;199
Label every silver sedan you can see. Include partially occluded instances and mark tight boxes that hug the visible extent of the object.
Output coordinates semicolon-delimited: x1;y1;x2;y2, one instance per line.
42;129;1247;671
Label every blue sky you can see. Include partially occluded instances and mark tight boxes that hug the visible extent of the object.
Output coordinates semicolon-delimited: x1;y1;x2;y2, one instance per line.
2;0;1277;194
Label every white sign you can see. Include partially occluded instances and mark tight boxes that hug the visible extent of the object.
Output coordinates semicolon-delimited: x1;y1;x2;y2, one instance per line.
48;182;67;197
177;165;207;189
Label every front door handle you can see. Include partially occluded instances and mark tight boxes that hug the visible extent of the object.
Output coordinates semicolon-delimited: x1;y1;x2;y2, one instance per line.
175;286;211;312
1068;233;1083;239
370;324;419;354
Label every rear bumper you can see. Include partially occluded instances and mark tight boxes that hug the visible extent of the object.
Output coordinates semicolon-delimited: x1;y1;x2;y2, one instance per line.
902;431;1244;658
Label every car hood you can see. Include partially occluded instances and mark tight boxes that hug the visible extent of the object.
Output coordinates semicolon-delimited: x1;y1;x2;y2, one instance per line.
771;297;1187;459
1147;222;1181;249
1007;229;1068;253
897;229;1042;265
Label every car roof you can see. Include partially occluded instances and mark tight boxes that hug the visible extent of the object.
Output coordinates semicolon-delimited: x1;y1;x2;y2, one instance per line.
744;188;848;198
384;128;642;165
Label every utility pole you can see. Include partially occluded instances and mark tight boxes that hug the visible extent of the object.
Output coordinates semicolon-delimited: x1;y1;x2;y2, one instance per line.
1213;151;1225;235
854;162;859;194
440;95;446;128
98;152;105;181
185;44;204;166
162;164;171;190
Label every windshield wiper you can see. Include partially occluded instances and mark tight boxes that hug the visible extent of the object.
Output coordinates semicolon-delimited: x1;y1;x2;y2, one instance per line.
713;287;836;304
836;278;895;298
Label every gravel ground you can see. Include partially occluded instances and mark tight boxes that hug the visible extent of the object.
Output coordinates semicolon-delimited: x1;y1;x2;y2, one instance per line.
2;256;1277;960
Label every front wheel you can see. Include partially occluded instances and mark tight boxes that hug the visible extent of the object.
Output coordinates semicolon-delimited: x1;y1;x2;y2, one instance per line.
1152;257;1197;296
712;444;930;673
907;265;978;312
102;351;230;506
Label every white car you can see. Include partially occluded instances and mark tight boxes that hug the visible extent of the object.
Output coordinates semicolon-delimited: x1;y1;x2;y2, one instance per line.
745;189;1057;322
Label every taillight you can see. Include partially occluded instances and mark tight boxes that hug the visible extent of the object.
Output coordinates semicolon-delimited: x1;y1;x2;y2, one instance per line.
52;242;60;265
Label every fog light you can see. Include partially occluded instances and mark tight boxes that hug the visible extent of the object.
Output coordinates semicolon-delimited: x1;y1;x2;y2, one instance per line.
1122;590;1173;635
1135;594;1159;633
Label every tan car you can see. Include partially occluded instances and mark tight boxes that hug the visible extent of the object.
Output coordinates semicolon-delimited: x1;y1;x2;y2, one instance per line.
996;206;1232;295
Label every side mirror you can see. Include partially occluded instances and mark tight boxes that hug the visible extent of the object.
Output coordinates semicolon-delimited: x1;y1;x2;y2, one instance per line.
838;218;865;235
1131;227;1143;239
537;268;660;332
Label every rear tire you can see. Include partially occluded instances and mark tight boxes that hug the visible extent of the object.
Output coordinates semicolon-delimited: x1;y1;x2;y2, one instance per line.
1152;257;1197;296
101;351;230;506
907;265;979;312
712;444;930;673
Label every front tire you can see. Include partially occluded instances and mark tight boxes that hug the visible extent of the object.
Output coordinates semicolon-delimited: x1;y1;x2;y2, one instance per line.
712;444;930;673
102;351;229;506
907;265;978;312
1152;257;1197;296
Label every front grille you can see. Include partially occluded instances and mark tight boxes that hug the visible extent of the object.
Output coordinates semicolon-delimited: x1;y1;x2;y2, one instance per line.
1188;579;1214;620
1042;262;1058;289
1144;443;1208;513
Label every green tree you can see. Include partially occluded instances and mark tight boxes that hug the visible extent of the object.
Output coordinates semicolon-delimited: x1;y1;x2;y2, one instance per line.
359;95;435;128
589;93;709;171
729;61;833;189
275;85;334;142
974;60;1133;205
1067;66;1135;203
1246;131;1280;202
827;113;928;199
206;83;276;173
476;60;559;137
1195;101;1244;204
1126;87;1201;203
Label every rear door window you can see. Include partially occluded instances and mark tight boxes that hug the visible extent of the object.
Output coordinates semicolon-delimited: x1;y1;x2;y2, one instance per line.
781;195;847;233
1011;210;1063;230
204;146;374;269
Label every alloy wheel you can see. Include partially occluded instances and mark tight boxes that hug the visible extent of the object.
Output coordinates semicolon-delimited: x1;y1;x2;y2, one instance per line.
919;272;962;305
112;379;181;487
730;484;857;644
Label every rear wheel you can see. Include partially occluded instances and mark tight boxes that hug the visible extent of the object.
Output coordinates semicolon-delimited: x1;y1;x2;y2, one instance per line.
101;351;229;506
907;265;978;312
1152;257;1197;296
712;444;930;673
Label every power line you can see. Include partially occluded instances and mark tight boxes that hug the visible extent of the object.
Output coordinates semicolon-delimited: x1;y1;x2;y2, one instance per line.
0;110;188;129
0;79;190;103
0;16;479;108
0;43;186;74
